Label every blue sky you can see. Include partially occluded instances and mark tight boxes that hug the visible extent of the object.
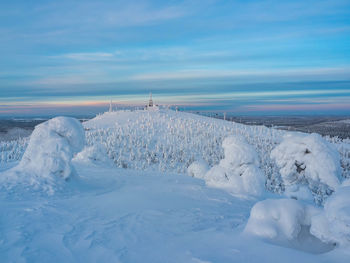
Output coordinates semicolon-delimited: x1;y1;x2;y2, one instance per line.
1;0;350;116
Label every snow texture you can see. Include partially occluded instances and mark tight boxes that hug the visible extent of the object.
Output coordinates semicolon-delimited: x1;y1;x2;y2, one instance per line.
74;143;111;165
0;117;85;193
1;110;350;262
187;160;209;179
2;109;350;203
244;198;335;254
245;199;308;240
311;184;350;246
2;164;343;263
271;133;341;203
203;136;265;197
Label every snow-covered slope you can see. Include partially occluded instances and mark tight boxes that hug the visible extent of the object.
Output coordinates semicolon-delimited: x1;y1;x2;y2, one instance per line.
1;109;350;262
82;109;349;202
84;110;283;187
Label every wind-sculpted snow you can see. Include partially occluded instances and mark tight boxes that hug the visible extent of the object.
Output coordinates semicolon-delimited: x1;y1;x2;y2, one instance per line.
2;111;350;261
200;136;265;197
0;117;85;194
3;165;344;263
82;110;350;203
311;182;350;246
244;198;334;253
246;183;350;251
187;160;209;179
271;133;341;203
1;110;350;203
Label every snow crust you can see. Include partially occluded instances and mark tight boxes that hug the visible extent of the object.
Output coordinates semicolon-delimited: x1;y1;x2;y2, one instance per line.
271;133;341;202
202;136;264;197
0;117;84;193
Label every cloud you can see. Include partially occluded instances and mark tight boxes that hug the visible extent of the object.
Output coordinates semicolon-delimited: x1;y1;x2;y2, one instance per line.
103;3;188;27
131;67;350;81
58;52;115;61
28;0;191;29
241;103;350;112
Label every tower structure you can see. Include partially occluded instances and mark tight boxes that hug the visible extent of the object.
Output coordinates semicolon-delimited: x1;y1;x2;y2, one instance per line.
109;99;113;112
148;92;153;107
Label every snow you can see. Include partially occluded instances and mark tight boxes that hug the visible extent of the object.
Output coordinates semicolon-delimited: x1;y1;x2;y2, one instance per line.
244;198;335;254
1;164;348;263
1;109;350;262
245;199;307;241
311;184;350;246
2;109;350;199
202;136;264;197
187;160;209;179
0;117;85;194
271;133;341;203
74;143;112;165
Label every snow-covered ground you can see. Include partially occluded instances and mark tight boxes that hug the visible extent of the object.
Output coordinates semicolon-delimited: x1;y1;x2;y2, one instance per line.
1;109;350;262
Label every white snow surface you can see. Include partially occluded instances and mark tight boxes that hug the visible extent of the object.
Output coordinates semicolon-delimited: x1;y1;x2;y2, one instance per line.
0;117;85;194
311;184;350;246
187;160;209;179
2;164;347;263
244;198;336;254
202;136;264;197
1;109;350;262
271;133;341;202
245;198;307;241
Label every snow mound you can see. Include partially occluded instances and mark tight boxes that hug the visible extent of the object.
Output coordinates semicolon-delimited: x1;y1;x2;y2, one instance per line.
74;143;111;165
311;185;350;246
244;198;334;253
187;160;209;179
271;133;341;203
245;199;308;240
203;136;264;197
0;117;85;193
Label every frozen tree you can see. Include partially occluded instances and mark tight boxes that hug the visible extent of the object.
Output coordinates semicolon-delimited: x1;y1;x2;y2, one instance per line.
271;133;342;203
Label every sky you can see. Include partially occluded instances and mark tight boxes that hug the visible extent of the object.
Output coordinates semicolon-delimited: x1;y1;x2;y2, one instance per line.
1;0;350;117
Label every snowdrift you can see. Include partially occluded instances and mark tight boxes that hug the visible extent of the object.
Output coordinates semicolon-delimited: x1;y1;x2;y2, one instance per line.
0;117;85;193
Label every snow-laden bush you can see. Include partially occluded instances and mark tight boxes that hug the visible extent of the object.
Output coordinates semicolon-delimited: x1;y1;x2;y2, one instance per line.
187;160;209;179
74;143;111;165
245;199;309;240
271;133;341;203
0;117;85;193
203;136;265;196
310;184;350;246
243;198;336;253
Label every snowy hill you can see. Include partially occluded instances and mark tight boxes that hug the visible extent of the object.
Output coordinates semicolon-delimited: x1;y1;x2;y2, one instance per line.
1;109;350;262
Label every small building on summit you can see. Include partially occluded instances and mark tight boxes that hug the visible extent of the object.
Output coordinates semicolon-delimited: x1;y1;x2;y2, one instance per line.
146;92;159;110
